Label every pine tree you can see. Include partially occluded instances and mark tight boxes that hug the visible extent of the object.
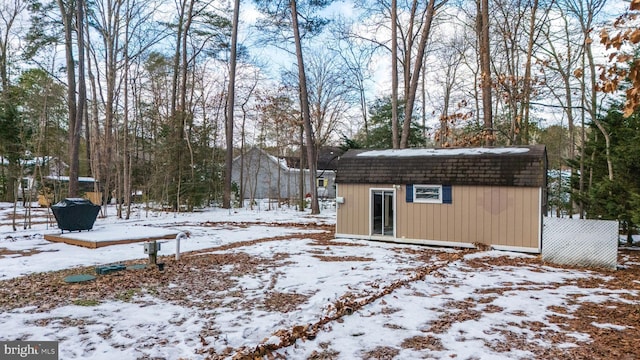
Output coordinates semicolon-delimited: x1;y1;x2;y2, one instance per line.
575;103;640;244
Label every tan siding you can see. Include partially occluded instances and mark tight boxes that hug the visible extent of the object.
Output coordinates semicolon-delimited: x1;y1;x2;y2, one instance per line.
507;188;517;246
514;189;524;247
433;204;440;239
475;188;484;244
336;184;368;236
453;189;462;242
337;184;541;250
524;189;534;247
483;190;492;244
460;187;471;243
498;189;507;245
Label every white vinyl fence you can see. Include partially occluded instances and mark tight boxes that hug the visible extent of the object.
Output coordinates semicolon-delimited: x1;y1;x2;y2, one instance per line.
542;217;618;270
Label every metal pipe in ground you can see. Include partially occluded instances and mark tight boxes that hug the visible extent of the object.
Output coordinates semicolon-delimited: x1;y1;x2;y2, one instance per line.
175;232;187;260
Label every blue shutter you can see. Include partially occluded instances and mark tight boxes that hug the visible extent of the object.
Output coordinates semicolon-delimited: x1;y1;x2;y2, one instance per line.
406;184;413;203
443;185;452;204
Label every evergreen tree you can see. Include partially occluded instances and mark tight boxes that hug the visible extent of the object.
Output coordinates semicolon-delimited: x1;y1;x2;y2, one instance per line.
574;102;640;243
353;96;426;149
0;97;22;201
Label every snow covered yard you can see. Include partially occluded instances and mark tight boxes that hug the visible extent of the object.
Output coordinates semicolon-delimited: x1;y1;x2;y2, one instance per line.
1;202;640;359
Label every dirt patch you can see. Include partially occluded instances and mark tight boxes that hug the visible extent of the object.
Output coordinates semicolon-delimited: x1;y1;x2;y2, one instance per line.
312;255;375;262
0;248;58;258
0;247;286;312
0;221;334;313
308;349;340;359
401;335;444;351
336;249;637;359
226;251;466;359
262;292;311;313
542;298;640;359
361;346;399;360
426;308;482;334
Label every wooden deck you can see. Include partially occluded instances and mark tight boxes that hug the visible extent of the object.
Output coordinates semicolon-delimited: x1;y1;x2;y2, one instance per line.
44;227;180;248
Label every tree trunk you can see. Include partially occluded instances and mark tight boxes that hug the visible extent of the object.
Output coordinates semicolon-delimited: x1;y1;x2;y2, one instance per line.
169;0;188;210
520;0;538;145
56;0;77;194
585;37;613;181
478;0;493;146
240;119;246;203
400;0;436;148
87;46;105;212
68;0;86;197
298;124;304;211
224;0;240;209
123;7;131;219
390;0;399;149
290;0;319;214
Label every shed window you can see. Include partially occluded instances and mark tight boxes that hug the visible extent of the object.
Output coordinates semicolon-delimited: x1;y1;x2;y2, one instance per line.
407;184;452;204
414;185;442;203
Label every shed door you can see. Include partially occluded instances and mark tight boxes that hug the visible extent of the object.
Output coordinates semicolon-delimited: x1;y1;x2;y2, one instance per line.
371;190;395;236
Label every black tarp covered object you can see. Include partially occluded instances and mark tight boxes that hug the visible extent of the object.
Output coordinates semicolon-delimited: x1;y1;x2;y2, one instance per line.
51;198;100;232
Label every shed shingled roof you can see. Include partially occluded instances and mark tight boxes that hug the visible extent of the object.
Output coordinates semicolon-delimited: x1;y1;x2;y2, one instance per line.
335;145;547;187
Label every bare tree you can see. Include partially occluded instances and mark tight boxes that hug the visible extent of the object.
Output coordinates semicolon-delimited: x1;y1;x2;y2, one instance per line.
430;32;467;147
50;0;87;197
223;0;240;209
289;0;318;213
283;50;351;149
537;3;582;213
391;0;399;148
347;0;447;148
89;0;124;212
399;0;443;148
564;0;612;184
478;0;493;145
519;0;543;144
253;0;335;214
330;19;376;143
88;0;163;214
0;0;26;92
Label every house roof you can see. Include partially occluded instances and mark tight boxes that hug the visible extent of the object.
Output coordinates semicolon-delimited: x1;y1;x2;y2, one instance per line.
283;146;344;171
336;145;547;187
232;147;337;174
233;147;292;171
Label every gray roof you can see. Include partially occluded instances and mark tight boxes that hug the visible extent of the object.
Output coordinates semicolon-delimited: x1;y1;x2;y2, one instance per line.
336;145;547;187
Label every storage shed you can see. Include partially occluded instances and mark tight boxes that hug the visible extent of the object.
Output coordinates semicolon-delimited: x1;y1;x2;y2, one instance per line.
335;145;547;253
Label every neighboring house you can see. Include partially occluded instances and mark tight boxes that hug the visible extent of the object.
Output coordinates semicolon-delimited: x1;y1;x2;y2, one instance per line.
282;146;341;199
5;156;68;176
231;147;338;202
335;145;548;253
12;157;69;200
24;156;68;177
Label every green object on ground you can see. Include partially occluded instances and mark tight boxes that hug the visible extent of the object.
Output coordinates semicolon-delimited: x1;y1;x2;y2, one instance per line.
64;274;97;283
95;264;126;275
127;264;147;270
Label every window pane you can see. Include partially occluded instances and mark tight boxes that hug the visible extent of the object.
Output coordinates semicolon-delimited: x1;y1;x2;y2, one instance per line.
415;186;441;201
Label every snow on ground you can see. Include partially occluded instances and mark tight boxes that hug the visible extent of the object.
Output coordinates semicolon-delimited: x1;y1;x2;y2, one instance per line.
0;203;330;279
1;201;639;359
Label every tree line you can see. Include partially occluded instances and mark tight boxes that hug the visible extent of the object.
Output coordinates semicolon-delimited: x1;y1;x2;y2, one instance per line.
0;0;638;232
